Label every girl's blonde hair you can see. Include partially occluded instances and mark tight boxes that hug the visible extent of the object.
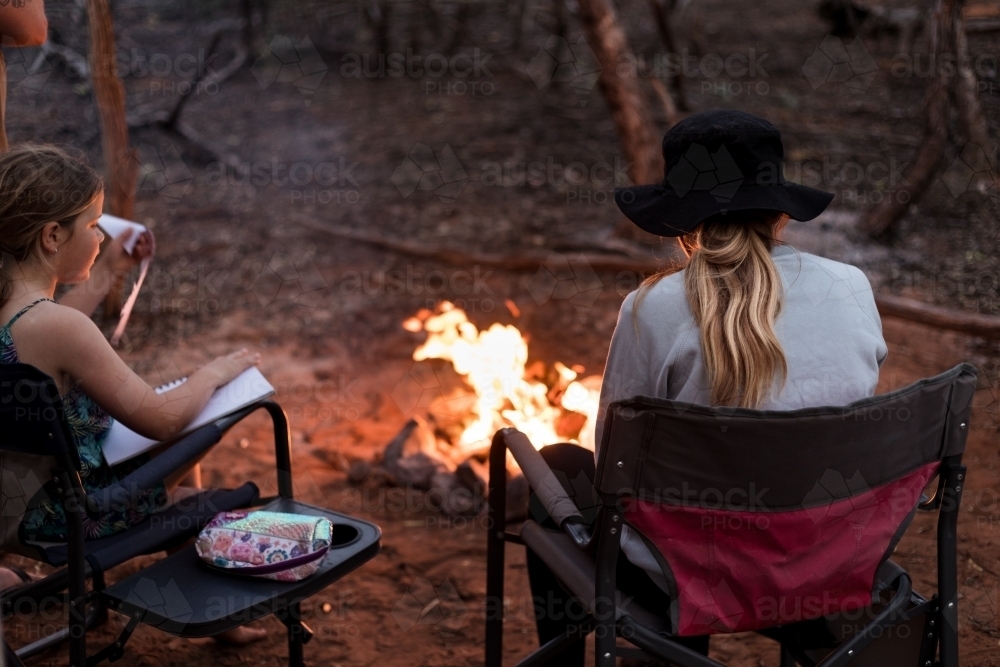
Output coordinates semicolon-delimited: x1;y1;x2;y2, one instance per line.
0;144;104;308
636;209;790;408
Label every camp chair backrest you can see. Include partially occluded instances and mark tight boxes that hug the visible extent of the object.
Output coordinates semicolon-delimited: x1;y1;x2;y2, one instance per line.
0;363;77;554
0;363;74;457
595;362;977;637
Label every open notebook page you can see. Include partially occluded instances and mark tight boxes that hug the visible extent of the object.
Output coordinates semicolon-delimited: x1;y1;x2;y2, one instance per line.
102;367;275;466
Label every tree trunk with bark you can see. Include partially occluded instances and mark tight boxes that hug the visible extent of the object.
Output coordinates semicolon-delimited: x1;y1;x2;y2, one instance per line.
88;0;138;316
575;0;664;241
0;52;8;151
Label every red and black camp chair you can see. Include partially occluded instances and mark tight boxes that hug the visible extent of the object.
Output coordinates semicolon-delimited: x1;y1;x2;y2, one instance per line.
485;362;977;667
0;363;381;667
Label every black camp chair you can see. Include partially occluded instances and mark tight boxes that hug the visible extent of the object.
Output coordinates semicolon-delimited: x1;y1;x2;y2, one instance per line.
0;363;381;667
485;362;977;667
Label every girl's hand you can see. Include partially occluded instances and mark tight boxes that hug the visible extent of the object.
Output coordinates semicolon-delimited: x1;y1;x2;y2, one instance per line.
102;229;154;274
203;349;261;387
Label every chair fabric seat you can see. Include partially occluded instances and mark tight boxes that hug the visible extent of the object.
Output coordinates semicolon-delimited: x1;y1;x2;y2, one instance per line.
97;498;382;638
33;483;260;572
520;520;671;633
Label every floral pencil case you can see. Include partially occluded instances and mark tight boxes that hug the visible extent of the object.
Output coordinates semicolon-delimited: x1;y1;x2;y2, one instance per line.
195;510;333;582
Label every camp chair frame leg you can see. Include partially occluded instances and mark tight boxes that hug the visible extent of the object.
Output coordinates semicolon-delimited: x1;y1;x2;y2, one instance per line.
593;507;619;667
514;617;597;667
265;401;294;501
936;456;965;667
13;595;106;661
51;469;89;667
4;558;108;662
4;638;26;667
278;602;312;667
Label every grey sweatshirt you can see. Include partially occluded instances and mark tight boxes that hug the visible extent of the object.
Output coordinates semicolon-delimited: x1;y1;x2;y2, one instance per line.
593;244;887;593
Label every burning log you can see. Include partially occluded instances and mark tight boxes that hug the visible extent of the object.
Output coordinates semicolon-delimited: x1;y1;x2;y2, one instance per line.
382;418;420;463
347;460;372;485
384;452;447;490
428;471;482;517
455;458;488;499
381;417;455;488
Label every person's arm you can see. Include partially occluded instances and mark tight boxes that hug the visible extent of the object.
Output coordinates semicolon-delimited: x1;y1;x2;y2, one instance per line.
47;307;258;441
59;229;153;317
593;291;653;461
0;0;47;47
848;265;889;370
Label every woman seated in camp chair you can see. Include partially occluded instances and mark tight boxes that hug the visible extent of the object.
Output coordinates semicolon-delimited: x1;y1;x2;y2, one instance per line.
0;145;266;643
526;110;888;665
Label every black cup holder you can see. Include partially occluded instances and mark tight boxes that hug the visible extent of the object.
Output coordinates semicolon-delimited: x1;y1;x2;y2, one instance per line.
329;523;360;548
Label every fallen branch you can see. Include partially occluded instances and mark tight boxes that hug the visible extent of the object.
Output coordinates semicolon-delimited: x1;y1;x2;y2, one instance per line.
294;218;667;273
125;30;248;170
298;218;1000;340
32;40;90;79
875;294;1000;340
169;120;243;170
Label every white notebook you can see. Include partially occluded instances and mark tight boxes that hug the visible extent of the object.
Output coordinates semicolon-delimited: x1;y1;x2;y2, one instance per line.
102;367;275;466
98;214;147;255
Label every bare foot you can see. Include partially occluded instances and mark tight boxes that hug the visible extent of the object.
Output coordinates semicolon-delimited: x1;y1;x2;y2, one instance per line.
213;625;268;646
0;566;26;591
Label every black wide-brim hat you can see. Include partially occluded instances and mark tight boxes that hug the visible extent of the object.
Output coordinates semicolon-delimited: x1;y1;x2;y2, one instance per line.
614;109;834;237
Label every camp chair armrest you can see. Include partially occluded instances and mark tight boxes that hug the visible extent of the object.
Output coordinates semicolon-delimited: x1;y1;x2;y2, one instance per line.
86;399;292;518
491;428;589;544
85;424;224;517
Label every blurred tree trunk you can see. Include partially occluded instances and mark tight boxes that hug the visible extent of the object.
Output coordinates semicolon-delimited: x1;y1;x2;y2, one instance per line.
952;8;990;151
0;52;8;151
88;0;137;316
647;0;688;111
576;0;664;241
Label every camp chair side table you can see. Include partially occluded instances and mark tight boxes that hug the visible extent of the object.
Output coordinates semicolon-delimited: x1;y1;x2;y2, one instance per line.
0;362;381;667
484;362;977;667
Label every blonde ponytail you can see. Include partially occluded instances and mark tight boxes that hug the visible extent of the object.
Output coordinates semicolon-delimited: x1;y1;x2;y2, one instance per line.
636;210;789;408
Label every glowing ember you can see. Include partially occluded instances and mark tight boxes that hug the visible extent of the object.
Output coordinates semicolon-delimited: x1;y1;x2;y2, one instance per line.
406;301;601;452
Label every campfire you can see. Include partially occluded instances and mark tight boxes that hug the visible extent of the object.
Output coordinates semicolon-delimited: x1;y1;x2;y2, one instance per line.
350;301;602;518
405;301;602;454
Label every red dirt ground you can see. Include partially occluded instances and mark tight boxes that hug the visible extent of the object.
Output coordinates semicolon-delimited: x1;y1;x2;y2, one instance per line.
3;302;998;667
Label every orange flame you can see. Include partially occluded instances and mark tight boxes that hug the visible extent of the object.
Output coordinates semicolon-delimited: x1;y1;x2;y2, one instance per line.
406;301;600;452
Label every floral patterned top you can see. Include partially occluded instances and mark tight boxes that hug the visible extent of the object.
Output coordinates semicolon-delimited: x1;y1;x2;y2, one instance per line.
1;298;166;542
